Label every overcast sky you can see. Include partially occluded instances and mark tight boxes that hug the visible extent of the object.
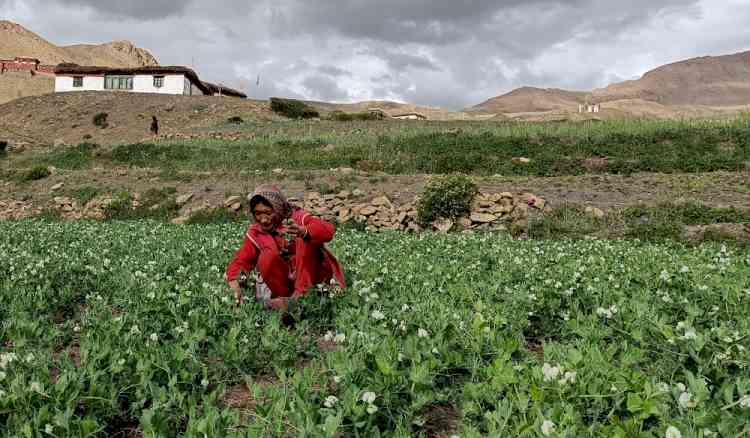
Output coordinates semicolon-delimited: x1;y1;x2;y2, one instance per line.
2;0;749;109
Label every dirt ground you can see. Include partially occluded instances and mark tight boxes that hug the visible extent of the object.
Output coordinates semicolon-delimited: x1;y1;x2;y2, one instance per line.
3;166;749;213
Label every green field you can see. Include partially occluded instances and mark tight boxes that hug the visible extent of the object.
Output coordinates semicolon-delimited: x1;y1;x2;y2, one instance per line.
1;220;749;436
7;118;750;177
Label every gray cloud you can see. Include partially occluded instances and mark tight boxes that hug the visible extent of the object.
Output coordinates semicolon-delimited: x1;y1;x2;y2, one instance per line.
2;0;747;110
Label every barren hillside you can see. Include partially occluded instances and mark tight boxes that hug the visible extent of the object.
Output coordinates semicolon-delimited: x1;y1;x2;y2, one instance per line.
472;87;589;113
0;20;158;104
306;99;478;121
0;91;278;147
592;51;750;106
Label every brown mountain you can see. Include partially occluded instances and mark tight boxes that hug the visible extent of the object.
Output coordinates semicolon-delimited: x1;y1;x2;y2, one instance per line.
591;51;750;106
0;20;158;104
472;87;589;114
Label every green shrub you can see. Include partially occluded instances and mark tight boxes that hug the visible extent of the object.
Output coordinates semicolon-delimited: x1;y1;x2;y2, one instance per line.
92;112;109;129
22;166;51;181
227;116;244;124
71;186;101;205
270;97;319;119
186;208;245;224
41;142;97;169
329;111;382;121
417;174;478;225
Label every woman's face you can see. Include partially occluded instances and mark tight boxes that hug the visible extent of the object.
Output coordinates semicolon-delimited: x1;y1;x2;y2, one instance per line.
253;202;277;232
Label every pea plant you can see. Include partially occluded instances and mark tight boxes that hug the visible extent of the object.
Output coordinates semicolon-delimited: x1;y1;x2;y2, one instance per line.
0;220;748;437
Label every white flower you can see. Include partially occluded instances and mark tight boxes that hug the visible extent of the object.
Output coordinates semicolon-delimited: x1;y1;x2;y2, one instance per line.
675;383;686;392
431;348;439;354
676;321;687;330
0;371;5;381
201;378;209;388
323;331;334;342
657;383;670;393
397;353;405;362
334;333;346;343
0;352;18;370
371;310;385;321
417;328;429;338
324;395;338;408
333;375;342;384
129;325;140;335
366;404;378;414
665;426;682;438
30;381;43;393
678;392;696;408
361;391;377;404
73;324;81;333
542;363;562;382
560;371;577;384
45;424;54;434
739;395;750;408
541;419;556;436
680;329;697;340
680;265;689;273
401;304;410;311
25;353;34;363
149;333;159;342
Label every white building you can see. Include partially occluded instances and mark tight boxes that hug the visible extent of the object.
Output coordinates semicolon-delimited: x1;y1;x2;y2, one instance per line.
391;112;427;120
53;65;246;98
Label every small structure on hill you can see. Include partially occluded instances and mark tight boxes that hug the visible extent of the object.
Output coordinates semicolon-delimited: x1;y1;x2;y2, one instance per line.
392;112;427;120
53;64;246;98
578;103;600;113
367;108;388;120
0;57;55;75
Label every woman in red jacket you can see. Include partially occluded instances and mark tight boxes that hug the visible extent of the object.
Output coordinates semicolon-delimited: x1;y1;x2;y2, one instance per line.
226;185;345;310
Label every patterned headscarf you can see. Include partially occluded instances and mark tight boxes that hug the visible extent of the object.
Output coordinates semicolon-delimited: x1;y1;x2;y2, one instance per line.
247;184;292;219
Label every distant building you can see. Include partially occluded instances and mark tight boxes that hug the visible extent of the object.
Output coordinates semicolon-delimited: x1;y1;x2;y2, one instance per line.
392;112;427;120
578;103;600;113
0;57;55;75
53;64;246;98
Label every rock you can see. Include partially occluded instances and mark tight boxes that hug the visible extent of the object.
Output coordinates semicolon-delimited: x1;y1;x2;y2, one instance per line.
371;196;392;208
224;196;241;207
470;212;496;223
585;206;605;219
432;218;454;233
352;189;364;197
176;193;194;206
458;217;473;228
171;217;190;225
500;192;514;199
54;139;65;147
336;191;351;199
512;157;531;165
359;206;377;216
230;202;242;212
272;168;284;174
396;212;408;224
50;182;64;192
306;192;322;201
338;207;352;223
335;167;355;174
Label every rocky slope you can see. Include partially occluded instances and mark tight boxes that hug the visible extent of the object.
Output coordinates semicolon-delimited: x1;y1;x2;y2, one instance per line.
472;87;589;114
0;20;158;104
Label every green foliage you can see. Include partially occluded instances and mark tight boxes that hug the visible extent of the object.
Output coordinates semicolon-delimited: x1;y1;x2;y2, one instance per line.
1;221;749;436
37;142;98;170
417;174;478;224
186;207;245;224
329;111;383;121
92;112;109;129
21;165;51;181
270;97;319;119
108;143;193;167
102;188;179;221
70;186;101;205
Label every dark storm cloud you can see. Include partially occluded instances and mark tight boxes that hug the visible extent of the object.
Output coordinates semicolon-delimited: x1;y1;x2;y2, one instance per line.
3;0;744;109
55;0;193;19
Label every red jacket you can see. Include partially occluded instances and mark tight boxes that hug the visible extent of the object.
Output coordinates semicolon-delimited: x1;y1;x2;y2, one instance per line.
225;209;345;298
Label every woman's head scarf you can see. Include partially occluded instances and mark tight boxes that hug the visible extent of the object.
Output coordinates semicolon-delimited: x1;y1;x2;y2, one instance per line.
247;185;293;219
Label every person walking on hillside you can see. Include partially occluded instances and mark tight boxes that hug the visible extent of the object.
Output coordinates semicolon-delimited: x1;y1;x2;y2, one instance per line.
150;116;159;136
225;185;346;311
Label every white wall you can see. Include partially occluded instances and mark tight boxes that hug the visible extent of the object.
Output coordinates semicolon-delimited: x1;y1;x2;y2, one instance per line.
55;75;104;92
132;74;187;94
55;73;200;95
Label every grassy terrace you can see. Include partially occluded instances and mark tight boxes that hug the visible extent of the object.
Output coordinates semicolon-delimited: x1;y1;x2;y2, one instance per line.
4;118;750;176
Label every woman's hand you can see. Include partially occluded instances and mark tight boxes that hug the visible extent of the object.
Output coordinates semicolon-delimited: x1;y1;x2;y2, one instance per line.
229;280;244;307
285;221;308;239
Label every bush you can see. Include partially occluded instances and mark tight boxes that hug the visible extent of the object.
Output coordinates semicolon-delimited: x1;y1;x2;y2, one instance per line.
22;166;51;181
270;97;319;119
329;111;382;121
227;116;244;124
417;174;478;225
0;140;7;156
93;112;108;129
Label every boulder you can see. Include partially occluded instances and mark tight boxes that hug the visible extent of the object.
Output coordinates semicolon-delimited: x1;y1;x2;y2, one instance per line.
359;206;377;216
457;217;473;228
470;212;496;223
585;206;605;219
224;196;242;207
51;182;64;192
371;196;392;208
352;189;365;197
512;157;531;165
230;202;242;212
171;216;190;225
336;191;351;199
176;193;194;206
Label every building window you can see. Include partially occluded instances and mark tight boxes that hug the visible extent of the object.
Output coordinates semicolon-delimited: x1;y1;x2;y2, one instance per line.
153;76;164;88
73;76;83;87
104;75;133;90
